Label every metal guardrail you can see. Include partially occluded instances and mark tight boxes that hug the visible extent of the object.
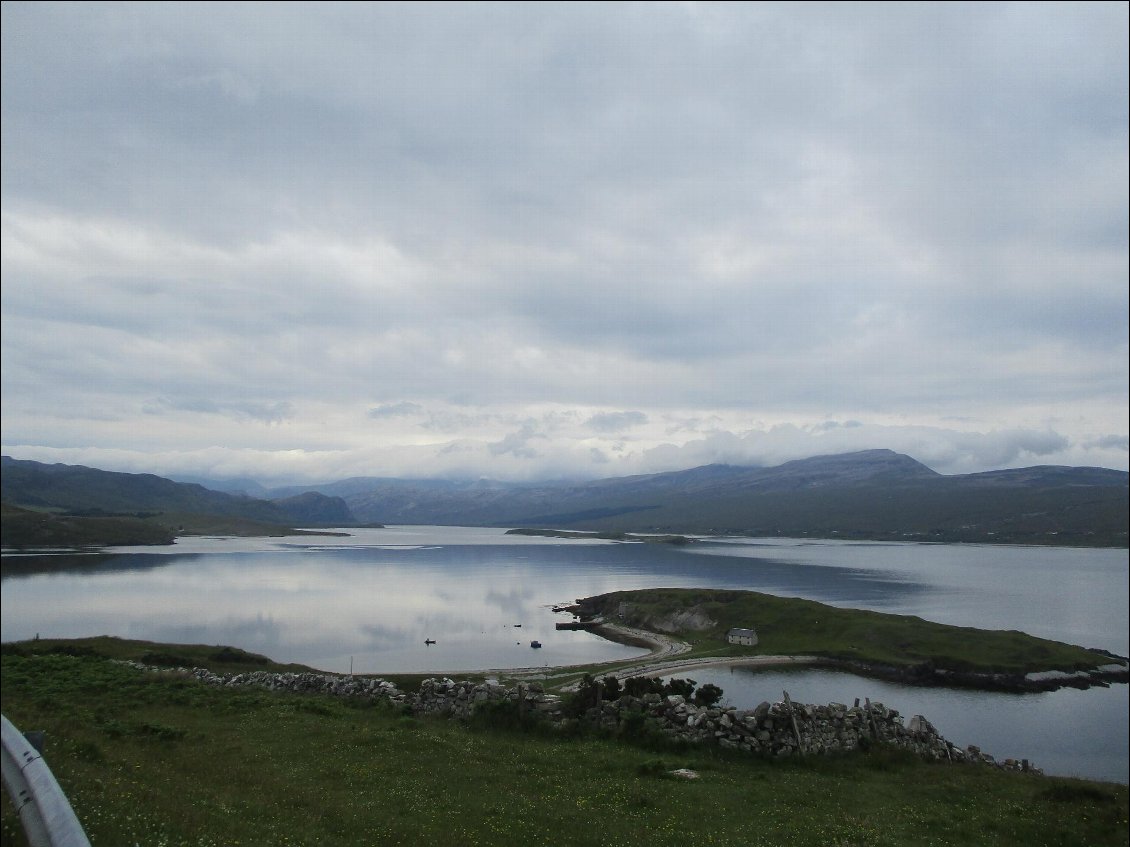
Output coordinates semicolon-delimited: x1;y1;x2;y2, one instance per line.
1;714;91;847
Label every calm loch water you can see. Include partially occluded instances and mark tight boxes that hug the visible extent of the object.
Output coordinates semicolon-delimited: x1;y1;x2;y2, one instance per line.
2;527;1126;782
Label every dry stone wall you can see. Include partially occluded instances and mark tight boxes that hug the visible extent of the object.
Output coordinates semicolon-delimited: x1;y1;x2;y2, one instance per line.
122;662;1039;774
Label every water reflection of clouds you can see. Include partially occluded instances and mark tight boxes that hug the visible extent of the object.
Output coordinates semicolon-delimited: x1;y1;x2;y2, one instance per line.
483;585;537;618
145;613;285;653
358;622;415;650
5;531;1125;673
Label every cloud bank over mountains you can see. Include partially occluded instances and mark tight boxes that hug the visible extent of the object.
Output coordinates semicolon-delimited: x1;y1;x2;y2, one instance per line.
2;4;1126;484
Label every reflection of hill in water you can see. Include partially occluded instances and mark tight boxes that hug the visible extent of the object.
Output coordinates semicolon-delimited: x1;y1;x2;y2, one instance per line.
0;552;199;581
0;538;935;608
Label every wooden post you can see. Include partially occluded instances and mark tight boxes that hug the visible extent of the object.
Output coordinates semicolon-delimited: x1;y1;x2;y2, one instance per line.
782;690;804;756
865;697;881;740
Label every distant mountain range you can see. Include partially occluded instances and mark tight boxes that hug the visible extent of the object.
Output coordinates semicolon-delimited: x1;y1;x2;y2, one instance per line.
2;450;1127;546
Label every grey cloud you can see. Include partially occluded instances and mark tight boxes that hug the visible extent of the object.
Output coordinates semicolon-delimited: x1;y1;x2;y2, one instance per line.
1085;435;1129;453
145;397;293;424
589;447;611;465
2;4;1126;481
488;424;545;460
585;411;648;433
420;410;498;432
368;402;424;419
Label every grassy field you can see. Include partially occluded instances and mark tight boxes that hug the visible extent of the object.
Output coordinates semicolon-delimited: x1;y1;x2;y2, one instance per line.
588;588;1119;674
2;645;1127;846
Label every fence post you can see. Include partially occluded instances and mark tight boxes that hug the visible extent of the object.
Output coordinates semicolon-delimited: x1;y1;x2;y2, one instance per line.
782;691;805;755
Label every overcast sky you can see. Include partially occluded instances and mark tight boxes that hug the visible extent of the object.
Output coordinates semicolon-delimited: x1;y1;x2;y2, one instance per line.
2;2;1127;484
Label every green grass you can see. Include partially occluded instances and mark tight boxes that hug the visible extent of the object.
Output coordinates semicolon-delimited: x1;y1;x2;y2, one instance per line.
591;588;1117;674
0;502;176;548
0;636;317;676
2;650;1127;846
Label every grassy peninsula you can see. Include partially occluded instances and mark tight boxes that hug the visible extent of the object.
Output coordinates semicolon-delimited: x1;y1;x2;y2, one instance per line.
2;641;1128;846
580;589;1123;682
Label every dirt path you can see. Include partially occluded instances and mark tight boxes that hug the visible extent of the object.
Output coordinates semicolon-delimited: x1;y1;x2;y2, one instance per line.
462;622;687;680
483;621;820;691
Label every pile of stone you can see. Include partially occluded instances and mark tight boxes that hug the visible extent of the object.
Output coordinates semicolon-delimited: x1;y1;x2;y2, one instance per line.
581;693;944;758
191;667;408;703
413;677;564;720
118;661;1037;774
561;691;1037;773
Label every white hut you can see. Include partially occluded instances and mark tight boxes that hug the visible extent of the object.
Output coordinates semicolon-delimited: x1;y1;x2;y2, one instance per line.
726;627;759;646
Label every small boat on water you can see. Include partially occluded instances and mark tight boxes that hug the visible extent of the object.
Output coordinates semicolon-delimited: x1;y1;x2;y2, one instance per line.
513;623;522;627
424;639;436;645
530;640;542;649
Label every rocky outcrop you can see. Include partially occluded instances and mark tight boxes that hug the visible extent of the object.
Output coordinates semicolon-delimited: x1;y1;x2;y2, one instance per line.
119;661;1039;774
637;607;717;633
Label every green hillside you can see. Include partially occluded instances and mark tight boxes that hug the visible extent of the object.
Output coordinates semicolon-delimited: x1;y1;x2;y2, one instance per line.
1;457;356;548
0;502;176;548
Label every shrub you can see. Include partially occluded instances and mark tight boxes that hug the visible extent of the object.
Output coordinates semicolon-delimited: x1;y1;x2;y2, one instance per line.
562;674;601;717
692;683;723;707
140;651;193;667
664;678;696;697
601;675;622;701
208;646;268;664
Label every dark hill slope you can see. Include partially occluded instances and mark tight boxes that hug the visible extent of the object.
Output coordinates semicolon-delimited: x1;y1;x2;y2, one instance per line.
271;491;355;525
542;458;1128;545
316;450;934;526
292;450;941;527
0;457;354;527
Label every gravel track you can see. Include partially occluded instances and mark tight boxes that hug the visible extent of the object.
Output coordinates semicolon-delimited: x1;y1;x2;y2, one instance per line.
466;621;819;691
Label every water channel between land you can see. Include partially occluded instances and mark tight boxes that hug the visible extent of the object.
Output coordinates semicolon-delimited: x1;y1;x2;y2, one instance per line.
2;526;1126;783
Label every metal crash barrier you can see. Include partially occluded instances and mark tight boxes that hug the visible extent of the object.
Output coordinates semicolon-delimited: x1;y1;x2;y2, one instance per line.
1;714;90;847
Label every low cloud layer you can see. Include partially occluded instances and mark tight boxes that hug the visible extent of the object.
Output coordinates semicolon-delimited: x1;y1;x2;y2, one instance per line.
2;4;1126;484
